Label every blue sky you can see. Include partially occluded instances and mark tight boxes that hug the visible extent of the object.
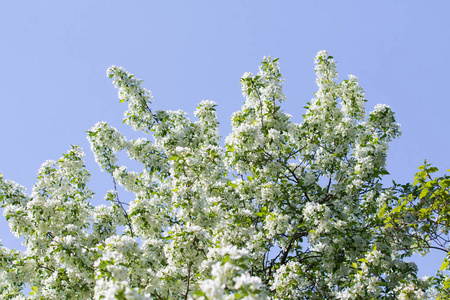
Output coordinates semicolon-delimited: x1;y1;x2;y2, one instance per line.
1;1;449;277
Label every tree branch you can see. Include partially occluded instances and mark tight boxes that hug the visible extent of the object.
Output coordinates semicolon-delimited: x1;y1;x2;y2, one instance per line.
112;177;135;237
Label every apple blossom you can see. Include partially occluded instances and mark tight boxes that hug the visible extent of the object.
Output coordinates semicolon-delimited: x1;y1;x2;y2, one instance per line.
0;51;438;299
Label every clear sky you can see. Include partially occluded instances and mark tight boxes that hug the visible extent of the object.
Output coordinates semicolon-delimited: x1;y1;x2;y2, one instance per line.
1;1;449;277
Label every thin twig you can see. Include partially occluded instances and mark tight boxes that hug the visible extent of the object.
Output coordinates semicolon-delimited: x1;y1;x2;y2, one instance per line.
112;177;135;237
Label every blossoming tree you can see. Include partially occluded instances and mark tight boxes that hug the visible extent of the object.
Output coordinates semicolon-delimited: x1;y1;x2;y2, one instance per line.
0;51;436;299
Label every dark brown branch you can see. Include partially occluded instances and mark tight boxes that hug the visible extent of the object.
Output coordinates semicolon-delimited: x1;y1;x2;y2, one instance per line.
184;264;191;300
281;231;307;265
112;177;135;237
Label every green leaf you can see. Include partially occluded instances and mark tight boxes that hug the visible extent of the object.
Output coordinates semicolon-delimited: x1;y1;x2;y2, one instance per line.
391;206;402;214
29;285;38;295
419;188;429;199
222;255;230;264
378;203;387;219
443;278;450;289
379;169;390;175
441;179;450;188
419;207;430;216
192;290;206;297
440;258;449;271
428;167;439;173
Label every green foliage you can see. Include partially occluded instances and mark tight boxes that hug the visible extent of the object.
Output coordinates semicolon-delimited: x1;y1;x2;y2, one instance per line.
382;161;450;298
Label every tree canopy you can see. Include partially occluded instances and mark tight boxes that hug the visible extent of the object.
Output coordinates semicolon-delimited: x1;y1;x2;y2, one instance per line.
0;51;447;299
